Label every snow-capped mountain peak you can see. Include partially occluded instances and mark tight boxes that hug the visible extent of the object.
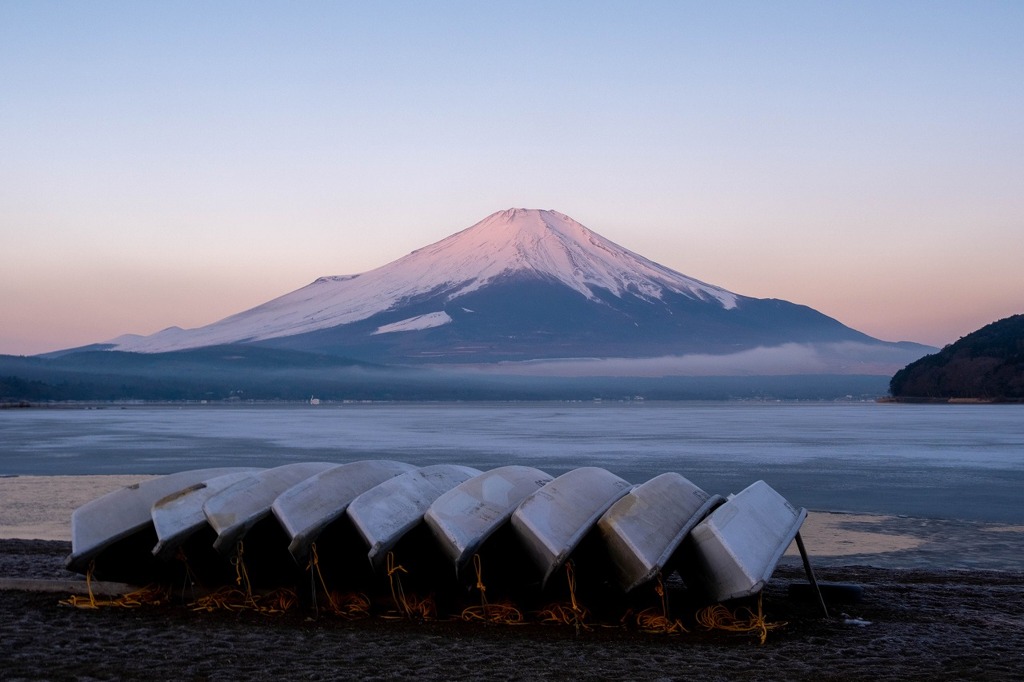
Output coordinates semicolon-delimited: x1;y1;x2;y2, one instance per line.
380;208;736;305
111;209;738;353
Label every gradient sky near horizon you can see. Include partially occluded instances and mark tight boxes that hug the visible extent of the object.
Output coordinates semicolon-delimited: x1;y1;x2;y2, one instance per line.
2;1;1022;356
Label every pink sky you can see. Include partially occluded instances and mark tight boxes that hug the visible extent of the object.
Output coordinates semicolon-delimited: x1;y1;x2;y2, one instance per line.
2;3;1022;356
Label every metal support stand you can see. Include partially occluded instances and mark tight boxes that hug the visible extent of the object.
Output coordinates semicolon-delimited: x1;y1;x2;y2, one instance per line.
794;531;830;619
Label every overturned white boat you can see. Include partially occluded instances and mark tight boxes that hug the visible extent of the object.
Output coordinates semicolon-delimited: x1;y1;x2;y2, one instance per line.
64;461;818;613
204;462;337;554
510;467;632;588
681;480;807;602
151;469;263;561
271;459;417;563
424;465;553;578
65;467;256;579
346;464;481;569
597;472;723;593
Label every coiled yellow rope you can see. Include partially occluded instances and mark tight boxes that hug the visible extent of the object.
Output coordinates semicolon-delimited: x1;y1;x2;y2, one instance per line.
304;543;371;618
188;586;298;614
187;542;298;615
536;562;590;631
190;587;251;612
385;551;410;618
307;542;340;614
61;561;170;609
330;591;372;619
696;594;786;645
635;574;687;634
459;554;525;624
226;540;258;609
382;551;436;621
461;601;525;624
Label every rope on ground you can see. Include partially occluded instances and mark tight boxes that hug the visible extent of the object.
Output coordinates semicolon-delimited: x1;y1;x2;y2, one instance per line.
188;585;298;615
459;554;524;625
304;543;371;618
174;547;199;601
329;591;372;619
380;551;436;621
384;551;410;619
190;587;252;612
695;594;786;645
461;601;525;624
229;540;258;609
60;561;170;609
307;542;339;616
536;561;590;631
259;588;298;614
635;574;688;634
186;543;297;615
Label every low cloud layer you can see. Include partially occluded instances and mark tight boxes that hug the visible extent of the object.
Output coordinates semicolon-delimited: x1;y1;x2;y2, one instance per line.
474;343;931;378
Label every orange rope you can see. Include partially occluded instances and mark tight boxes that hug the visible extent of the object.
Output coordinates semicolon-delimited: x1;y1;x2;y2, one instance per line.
536;562;590;630
459;554;524;624
61;561;170;609
636;574;687;634
696;594;786;645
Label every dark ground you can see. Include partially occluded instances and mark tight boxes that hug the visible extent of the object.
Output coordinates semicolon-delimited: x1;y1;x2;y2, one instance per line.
1;539;1022;681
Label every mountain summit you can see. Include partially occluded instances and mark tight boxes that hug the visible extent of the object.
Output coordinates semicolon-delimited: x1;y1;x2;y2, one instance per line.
108;208;929;367
394;208;738;308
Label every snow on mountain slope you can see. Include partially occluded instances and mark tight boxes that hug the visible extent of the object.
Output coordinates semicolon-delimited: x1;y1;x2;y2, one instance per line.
372;311;453;335
112;209;739;353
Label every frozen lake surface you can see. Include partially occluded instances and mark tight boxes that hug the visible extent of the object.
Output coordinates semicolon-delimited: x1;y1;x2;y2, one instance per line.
2;402;1022;523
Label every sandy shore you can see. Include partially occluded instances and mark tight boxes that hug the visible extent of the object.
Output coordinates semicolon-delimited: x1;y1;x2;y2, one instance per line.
2;476;1023;680
2;539;1022;681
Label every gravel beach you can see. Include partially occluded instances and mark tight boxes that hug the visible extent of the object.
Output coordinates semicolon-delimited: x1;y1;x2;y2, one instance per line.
2;539;1023;681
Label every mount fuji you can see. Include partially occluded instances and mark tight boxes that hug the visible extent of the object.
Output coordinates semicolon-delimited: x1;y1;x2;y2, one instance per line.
100;209;929;370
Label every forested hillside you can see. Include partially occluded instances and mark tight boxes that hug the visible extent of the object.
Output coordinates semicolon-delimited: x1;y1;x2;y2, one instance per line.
890;314;1024;400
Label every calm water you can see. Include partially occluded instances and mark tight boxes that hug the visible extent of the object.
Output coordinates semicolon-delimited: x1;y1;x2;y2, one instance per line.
2;402;1022;523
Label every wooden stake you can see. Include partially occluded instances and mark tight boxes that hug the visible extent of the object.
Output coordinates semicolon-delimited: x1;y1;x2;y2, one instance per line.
794;531;830;619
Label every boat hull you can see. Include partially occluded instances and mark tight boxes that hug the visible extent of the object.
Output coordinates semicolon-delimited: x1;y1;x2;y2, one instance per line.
510;467;632;588
271;459;417;563
204;462;337;554
346;464;482;569
151;469;263;561
65;467;257;579
681;480;807;602
597;472;722;592
424;465;553;577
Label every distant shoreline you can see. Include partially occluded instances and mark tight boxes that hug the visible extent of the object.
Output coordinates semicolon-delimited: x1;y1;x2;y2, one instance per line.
879;396;1024;404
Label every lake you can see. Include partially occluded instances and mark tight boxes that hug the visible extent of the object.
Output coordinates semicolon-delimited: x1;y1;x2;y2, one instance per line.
1;402;1021;523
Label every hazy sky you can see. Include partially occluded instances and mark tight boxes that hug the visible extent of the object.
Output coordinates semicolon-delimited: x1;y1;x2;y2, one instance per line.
2;1;1022;355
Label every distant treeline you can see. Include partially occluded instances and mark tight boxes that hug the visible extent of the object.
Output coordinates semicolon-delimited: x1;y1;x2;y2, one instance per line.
0;345;889;402
890;314;1024;401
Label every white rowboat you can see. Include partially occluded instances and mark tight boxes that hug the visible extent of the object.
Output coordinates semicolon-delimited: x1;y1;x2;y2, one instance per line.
271;459;417;562
204;462;337;554
597;472;722;592
424;465;553;577
682;480;807;602
347;464;481;569
151;469;263;560
510;467;632;588
65;467;255;575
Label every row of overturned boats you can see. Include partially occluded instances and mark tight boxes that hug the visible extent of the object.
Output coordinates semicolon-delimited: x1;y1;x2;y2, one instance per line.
66;461;810;611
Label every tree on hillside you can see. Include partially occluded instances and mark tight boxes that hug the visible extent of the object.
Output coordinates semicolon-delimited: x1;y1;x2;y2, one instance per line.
890;314;1024;400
